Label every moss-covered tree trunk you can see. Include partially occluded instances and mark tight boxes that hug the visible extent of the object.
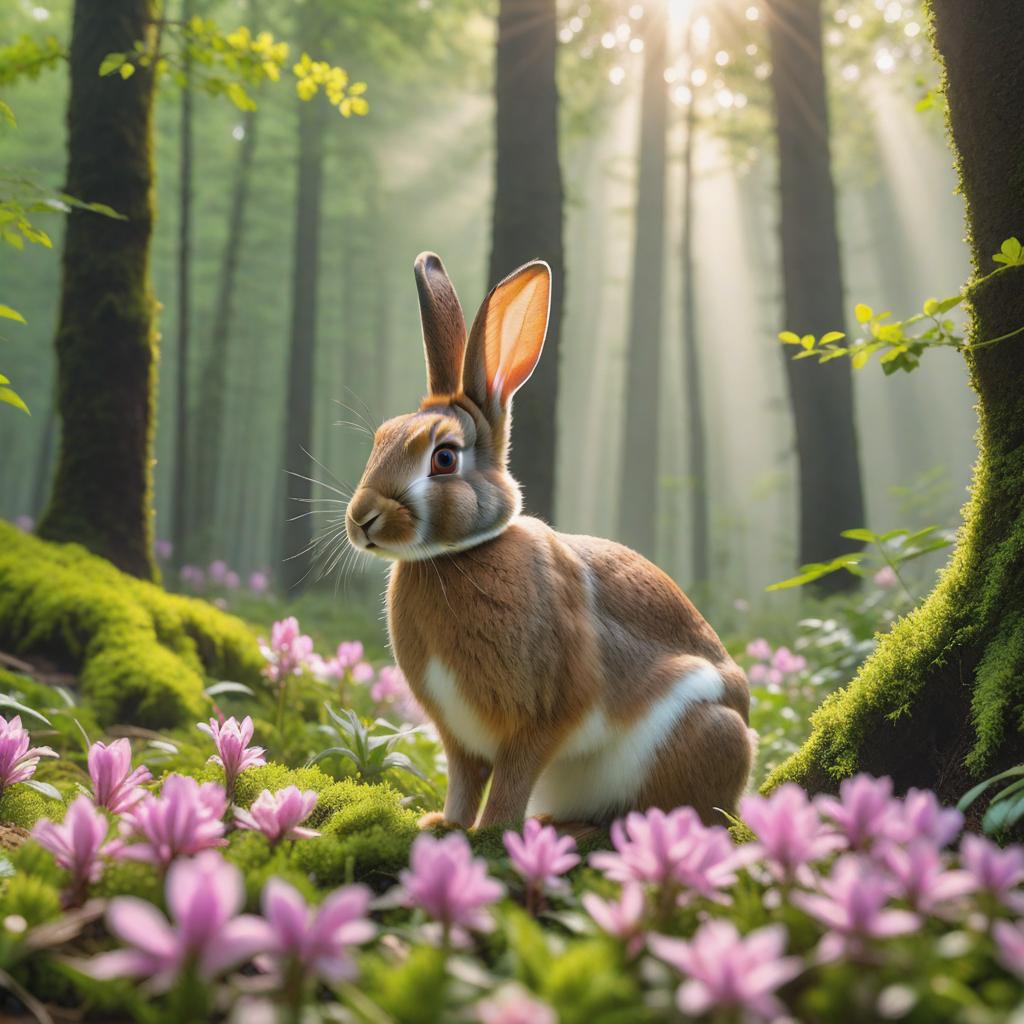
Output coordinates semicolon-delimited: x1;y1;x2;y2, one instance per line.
766;0;1024;803
37;0;158;581
766;0;865;594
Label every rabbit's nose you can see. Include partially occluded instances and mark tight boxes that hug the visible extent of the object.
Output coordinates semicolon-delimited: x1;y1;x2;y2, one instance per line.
359;512;381;541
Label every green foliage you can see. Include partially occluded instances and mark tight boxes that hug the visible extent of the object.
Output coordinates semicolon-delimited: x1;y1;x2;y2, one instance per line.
779;238;1024;373
959;765;1024;837
0;523;264;728
768;525;952;593
311;704;429;785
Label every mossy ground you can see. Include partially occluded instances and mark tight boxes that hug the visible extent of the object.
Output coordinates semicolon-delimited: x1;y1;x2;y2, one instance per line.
0;522;264;728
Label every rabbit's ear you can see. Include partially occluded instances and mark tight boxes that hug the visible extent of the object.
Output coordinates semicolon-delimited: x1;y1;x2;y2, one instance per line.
414;252;467;397
463;260;550;418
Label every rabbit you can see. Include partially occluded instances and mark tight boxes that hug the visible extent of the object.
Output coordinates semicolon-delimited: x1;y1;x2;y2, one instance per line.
345;251;755;830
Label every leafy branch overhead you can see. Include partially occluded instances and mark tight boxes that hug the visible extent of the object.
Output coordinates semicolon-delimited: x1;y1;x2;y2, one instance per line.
779;237;1024;374
99;17;368;117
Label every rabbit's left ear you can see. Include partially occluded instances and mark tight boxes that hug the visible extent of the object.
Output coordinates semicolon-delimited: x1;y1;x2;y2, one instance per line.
463;260;551;416
415;252;467;397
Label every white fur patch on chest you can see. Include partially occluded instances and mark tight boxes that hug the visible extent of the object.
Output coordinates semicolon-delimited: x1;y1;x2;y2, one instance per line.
423;658;500;759
528;662;725;820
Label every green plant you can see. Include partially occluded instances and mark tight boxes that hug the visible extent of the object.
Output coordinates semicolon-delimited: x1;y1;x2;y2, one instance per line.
958;765;1024;836
310;705;428;786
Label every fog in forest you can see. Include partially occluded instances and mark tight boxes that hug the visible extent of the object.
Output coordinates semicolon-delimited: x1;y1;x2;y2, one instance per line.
0;0;976;636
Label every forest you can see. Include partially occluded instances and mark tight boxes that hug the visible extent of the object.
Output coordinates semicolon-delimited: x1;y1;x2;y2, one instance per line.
0;0;1022;1020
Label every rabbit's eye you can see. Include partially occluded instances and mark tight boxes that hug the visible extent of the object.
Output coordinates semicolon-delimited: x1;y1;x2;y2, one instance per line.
430;446;458;476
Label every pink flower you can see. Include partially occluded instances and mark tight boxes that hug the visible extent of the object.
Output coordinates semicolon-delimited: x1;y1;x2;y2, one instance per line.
475;985;557;1024
896;788;963;847
993;919;1024;979
32;796;114;900
336;641;365;669
14;515;34;532
248;570;269;595
258;878;375;984
740;784;844;884
371;665;408;703
873;566;898;589
88;739;152;814
792;855;919;960
260;616;314;684
398;832;504;939
224;570;240;590
581;882;646;957
85;850;270;992
0;714;58;796
196;715;266;794
961;835;1024;913
208;560;229;583
815;774;902;851
504;818;579;893
351;662;375;684
179;564;205;589
650;921;802;1021
771;646;807;675
115;774;226;868
746;638;772;661
880;841;975;914
234;787;320;843
591;807;739;900
154;539;173;561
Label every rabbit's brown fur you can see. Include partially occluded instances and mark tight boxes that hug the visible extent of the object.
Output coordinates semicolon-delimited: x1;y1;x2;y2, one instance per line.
346;253;754;828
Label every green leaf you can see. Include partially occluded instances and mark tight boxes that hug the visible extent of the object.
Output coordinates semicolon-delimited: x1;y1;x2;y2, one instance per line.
778;331;802;345
22;779;62;801
840;528;878;543
820;331;846;345
0;695;50;725
204;680;256;698
957;765;1024;811
0;304;26;323
854;303;873;324
766;554;865;592
0;101;15;127
851;348;872;370
226;82;257;111
800;334;815;350
993;237;1023;266
0;387;30;414
98;52;126;76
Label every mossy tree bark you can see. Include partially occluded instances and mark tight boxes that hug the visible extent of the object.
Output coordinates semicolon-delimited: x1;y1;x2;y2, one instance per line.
37;0;158;581
489;0;565;526
765;0;1024;803
766;0;865;593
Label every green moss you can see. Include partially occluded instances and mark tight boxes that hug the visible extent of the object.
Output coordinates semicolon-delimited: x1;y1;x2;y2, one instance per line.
0;523;264;728
0;872;62;928
0;784;61;830
94;859;163;905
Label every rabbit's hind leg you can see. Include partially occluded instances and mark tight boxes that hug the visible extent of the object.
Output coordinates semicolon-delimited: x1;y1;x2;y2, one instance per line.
638;701;755;826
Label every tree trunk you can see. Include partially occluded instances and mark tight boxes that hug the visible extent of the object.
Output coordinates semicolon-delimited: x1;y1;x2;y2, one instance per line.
37;0;158;580
766;0;1024;805
679;71;708;586
766;0;865;592
617;4;668;559
489;0;565;525
170;0;194;567
189;105;258;563
277;79;328;591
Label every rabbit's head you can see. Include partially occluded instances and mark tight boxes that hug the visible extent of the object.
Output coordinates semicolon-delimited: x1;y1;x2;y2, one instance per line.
346;252;550;561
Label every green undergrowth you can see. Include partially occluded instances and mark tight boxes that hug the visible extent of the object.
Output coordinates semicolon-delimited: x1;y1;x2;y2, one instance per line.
0;523;264;728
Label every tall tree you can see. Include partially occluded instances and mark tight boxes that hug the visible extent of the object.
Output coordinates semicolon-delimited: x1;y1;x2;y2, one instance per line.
766;0;865;592
617;2;668;559
189;104;259;562
488;0;565;525
678;21;708;585
170;0;195;566
277;3;330;591
37;0;159;580
767;0;1024;804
